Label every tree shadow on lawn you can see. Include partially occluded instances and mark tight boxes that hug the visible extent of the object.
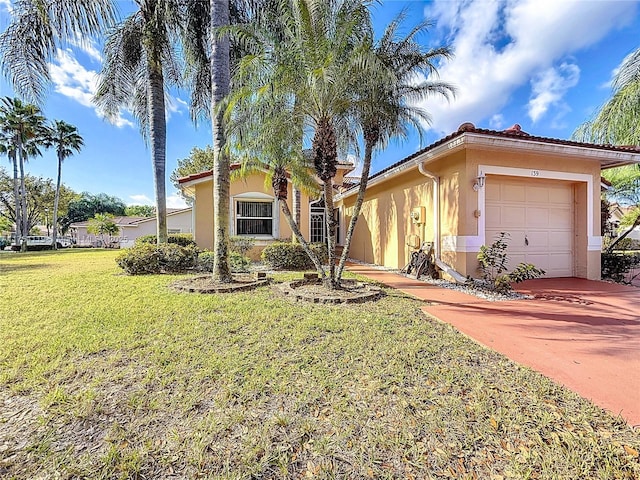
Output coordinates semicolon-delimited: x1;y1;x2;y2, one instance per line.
0;262;50;274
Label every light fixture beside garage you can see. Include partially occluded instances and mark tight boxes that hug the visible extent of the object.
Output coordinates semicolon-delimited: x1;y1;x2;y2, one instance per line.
473;173;486;191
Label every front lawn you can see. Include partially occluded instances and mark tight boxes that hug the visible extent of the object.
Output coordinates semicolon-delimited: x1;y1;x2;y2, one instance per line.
1;250;638;479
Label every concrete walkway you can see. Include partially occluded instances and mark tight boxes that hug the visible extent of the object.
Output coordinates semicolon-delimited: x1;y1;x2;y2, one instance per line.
347;264;640;427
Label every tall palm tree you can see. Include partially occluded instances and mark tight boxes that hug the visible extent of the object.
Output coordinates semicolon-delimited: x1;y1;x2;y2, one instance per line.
226;0;373;288
0;0;116;105
42;120;84;249
182;0;279;282
335;14;455;280
94;0;183;245
0;97;46;251
0;131;20;242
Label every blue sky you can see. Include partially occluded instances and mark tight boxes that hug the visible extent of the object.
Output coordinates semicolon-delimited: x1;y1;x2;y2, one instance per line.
0;0;639;208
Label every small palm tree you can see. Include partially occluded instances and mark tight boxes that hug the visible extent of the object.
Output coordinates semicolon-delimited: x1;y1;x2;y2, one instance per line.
226;0;373;289
0;97;46;250
0;0;116;105
335;13;455;280
42;120;84;249
227;94;324;270
94;0;183;245
87;213;120;248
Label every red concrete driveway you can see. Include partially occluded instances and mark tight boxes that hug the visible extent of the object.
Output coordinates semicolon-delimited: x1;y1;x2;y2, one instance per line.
348;264;640;427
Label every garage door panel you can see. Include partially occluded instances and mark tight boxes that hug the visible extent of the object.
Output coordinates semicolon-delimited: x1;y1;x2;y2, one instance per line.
503;184;526;202
527;207;549;226
485;176;573;278
549;185;573;203
548;207;572;225
501;206;527;226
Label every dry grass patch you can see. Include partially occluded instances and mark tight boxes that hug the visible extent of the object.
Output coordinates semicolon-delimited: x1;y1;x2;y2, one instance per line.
0;250;638;479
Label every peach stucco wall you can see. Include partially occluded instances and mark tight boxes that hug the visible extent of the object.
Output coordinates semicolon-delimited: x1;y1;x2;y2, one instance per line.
192;172;315;252
340;143;602;280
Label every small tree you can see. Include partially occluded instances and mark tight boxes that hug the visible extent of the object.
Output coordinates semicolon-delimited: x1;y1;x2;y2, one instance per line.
478;232;545;294
87;213;119;248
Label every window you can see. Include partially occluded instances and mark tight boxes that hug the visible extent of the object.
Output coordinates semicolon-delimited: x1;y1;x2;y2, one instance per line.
236;201;273;235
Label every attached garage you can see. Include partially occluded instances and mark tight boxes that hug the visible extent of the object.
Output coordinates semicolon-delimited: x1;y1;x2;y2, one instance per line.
338;122;640;281
485;176;574;277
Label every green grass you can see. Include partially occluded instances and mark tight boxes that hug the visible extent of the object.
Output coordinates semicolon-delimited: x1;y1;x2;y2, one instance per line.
0;249;639;479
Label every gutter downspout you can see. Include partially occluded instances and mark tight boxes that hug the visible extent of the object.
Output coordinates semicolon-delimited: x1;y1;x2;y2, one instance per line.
417;162;468;283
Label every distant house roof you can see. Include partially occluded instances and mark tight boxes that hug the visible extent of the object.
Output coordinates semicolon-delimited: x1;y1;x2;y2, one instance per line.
69;208;192;229
339;122;640;199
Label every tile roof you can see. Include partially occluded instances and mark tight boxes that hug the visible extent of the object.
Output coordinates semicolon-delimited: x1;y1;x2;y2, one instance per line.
367;122;640;184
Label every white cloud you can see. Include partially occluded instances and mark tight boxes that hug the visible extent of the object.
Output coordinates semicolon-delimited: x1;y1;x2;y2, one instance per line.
68;34;103;63
489;113;505;129
129;194;153;205
48;48;134;128
528;62;580;122
0;0;11;13
167;194;188;209
421;0;636;134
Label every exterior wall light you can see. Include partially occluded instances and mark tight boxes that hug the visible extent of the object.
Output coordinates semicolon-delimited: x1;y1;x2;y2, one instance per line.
473;173;486;191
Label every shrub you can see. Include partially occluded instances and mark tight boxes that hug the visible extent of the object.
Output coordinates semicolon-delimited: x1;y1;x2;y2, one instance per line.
116;243;198;274
197;250;251;273
229;236;255;256
601;252;640;283
261;242;328;270
603;236;640;252
136;233;195;247
478;232;545;292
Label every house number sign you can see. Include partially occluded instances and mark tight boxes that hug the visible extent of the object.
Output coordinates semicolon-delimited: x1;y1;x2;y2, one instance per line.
531;170;540;177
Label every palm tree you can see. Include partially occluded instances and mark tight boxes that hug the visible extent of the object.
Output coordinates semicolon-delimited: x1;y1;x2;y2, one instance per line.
227;94;324;270
94;0;183;245
182;0;281;282
574;44;640;145
0;131;20;243
226;0;373;289
42;120;84;249
0;0;116;105
0;97;46;251
335;14;455;280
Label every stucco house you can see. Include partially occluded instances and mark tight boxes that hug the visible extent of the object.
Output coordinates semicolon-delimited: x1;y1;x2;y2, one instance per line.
70;207;193;247
179;123;640;280
177;162;355;256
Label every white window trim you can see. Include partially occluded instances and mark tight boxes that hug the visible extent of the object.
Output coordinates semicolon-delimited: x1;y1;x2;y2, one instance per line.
445;165;598;253
231;192;279;239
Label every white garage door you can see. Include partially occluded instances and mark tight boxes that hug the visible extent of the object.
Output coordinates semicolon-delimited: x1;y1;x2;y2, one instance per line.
485;176;574;277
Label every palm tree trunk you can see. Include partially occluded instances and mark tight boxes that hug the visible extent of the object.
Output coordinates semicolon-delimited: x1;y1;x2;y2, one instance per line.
148;66;168;245
10;150;20;246
336;140;374;280
323;178;337;289
17;138;28;251
279;198;327;278
211;0;232;282
291;186;301;243
52;154;63;250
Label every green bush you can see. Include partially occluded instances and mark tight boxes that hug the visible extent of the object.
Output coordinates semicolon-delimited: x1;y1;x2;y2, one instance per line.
197;250;251;273
229;236;256;256
116;243;198;274
261;241;328;270
135;233;195;247
601;252;640;283
603;236;640;252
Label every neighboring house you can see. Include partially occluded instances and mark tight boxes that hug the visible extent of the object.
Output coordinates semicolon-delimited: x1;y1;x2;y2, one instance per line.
609;203;640;242
178;162;354;257
180;123;640;280
69;208;193;247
